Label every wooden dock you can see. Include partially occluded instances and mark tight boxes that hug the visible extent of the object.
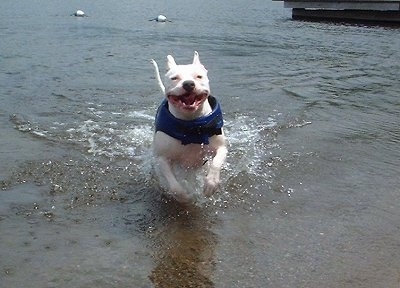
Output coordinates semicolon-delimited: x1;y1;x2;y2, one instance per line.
274;0;400;23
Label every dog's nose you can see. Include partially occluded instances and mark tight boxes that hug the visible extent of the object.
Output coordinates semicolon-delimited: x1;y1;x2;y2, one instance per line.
182;80;195;92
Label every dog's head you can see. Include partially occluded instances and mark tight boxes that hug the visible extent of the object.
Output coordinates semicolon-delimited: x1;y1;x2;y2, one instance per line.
164;51;210;116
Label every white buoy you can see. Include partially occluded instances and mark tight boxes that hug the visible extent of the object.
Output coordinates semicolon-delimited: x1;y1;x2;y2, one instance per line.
156;14;167;22
73;10;86;17
149;14;171;22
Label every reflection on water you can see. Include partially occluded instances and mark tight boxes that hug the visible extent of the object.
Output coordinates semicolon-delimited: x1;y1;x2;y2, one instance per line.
149;201;216;287
0;155;220;287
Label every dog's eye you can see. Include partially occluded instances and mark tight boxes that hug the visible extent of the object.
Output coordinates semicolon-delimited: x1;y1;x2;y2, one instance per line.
196;75;203;79
171;76;178;81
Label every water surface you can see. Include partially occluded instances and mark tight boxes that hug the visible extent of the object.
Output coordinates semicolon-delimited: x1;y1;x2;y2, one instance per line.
1;0;400;287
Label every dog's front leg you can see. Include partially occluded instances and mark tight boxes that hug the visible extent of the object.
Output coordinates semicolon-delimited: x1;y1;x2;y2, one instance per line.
204;145;228;197
156;156;190;203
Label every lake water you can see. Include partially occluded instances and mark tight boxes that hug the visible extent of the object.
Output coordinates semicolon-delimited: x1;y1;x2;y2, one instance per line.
1;0;400;287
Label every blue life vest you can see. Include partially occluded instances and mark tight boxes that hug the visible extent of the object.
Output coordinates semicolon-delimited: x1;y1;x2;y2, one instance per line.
155;95;223;145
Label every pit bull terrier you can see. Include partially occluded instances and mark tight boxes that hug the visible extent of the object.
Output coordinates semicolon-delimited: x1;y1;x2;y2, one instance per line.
150;51;227;203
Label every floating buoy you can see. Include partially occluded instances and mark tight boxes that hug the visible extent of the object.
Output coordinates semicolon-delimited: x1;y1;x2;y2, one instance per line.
149;15;171;22
72;10;86;17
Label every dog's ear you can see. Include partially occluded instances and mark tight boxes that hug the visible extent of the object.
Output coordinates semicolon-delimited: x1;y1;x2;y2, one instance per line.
193;51;207;71
193;51;201;65
167;55;177;70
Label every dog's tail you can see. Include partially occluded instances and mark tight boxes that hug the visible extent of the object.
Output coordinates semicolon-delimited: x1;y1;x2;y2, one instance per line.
150;59;165;95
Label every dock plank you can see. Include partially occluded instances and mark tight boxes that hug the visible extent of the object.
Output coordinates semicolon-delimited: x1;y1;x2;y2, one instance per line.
274;0;400;23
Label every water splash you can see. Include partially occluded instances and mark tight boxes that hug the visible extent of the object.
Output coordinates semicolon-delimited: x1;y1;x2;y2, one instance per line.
9;104;280;208
224;114;277;176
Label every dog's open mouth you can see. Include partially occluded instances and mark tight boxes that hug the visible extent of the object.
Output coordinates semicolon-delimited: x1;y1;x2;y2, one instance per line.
168;93;208;110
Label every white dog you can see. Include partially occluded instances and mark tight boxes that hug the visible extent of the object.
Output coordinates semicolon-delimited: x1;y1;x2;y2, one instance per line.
151;51;227;203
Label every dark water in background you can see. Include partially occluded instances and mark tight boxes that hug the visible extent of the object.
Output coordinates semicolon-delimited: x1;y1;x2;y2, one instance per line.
1;0;400;287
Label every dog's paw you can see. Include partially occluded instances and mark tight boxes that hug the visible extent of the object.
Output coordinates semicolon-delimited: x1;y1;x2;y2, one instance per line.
170;184;191;203
203;176;219;197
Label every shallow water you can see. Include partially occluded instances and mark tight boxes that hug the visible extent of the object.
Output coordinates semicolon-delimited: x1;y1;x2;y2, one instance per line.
1;0;400;287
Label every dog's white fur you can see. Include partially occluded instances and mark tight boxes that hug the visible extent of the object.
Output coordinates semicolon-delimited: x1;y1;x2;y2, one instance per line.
151;52;227;203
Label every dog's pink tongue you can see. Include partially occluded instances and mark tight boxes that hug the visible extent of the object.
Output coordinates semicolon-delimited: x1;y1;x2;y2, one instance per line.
182;95;196;105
